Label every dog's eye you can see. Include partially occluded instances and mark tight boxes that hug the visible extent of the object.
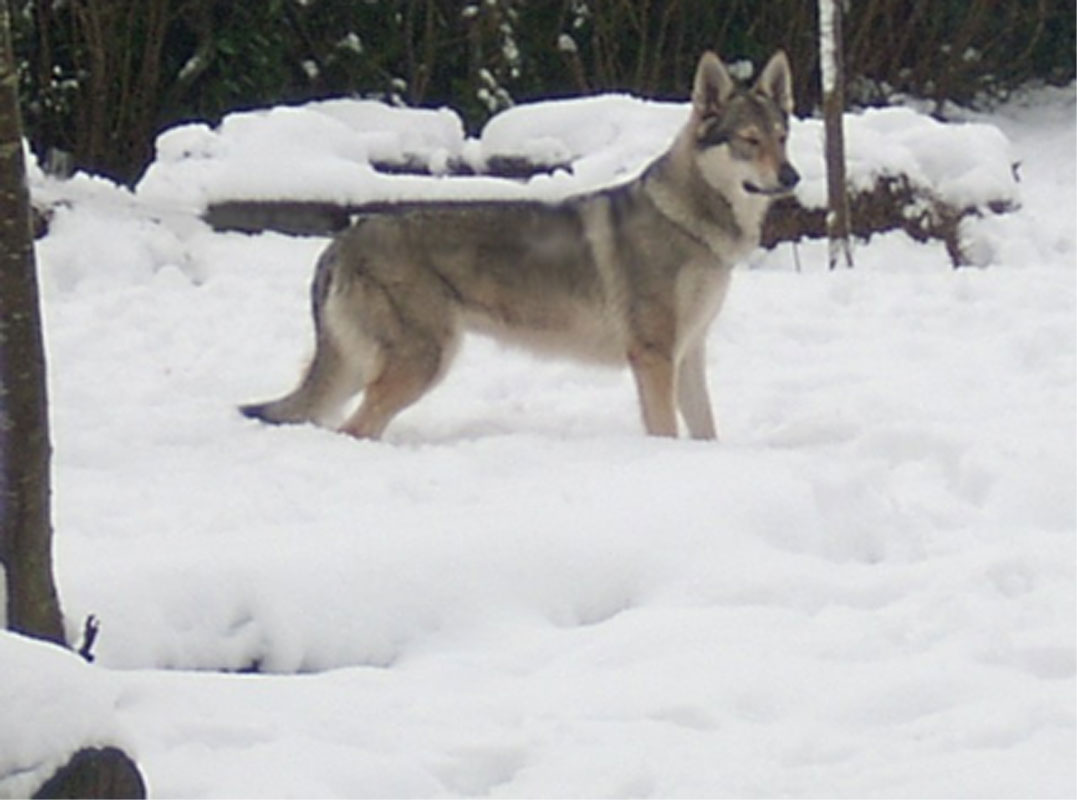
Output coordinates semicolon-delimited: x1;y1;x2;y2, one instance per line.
740;134;761;147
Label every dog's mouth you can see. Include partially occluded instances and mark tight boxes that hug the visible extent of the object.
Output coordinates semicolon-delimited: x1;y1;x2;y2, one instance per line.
742;181;794;197
743;165;800;197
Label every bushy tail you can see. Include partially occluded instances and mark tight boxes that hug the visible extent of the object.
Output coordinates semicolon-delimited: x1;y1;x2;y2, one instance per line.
239;323;371;431
238;397;307;426
240;238;369;430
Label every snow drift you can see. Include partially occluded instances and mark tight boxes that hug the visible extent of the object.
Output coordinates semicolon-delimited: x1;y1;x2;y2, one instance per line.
4;85;1074;798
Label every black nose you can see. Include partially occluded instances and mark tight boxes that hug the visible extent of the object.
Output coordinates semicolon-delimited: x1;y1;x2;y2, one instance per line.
779;163;800;189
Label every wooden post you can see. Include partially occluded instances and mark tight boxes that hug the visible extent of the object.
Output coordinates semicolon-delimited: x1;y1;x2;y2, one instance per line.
819;0;853;269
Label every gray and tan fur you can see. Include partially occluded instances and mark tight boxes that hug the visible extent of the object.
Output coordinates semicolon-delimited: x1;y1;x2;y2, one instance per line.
241;51;798;440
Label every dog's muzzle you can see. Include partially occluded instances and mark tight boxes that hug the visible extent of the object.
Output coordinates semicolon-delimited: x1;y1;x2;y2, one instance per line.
743;163;800;196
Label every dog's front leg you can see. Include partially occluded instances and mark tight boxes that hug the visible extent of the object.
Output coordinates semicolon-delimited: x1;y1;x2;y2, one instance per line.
677;341;717;440
628;347;679;437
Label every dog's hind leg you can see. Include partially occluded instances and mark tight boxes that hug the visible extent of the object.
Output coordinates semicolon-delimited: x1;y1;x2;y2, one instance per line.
338;333;456;440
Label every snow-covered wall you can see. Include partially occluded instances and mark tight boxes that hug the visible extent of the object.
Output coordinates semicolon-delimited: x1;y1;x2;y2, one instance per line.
131;95;1018;216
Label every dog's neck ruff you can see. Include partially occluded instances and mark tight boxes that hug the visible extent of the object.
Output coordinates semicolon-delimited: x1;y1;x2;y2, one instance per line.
642;165;763;263
646;180;733;253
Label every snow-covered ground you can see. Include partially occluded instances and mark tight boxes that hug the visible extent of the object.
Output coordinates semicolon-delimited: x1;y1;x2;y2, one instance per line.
2;82;1074;798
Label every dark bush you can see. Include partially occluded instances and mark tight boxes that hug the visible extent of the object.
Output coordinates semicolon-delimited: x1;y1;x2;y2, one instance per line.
11;0;1074;184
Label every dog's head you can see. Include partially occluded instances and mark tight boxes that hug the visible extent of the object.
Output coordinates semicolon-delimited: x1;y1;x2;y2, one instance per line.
689;51;799;198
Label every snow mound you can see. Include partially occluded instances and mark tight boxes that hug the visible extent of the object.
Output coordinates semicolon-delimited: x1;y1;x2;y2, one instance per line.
0;633;133;799
13;84;1073;798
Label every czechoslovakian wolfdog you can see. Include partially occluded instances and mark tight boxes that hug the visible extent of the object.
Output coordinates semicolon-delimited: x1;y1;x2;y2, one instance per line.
241;51;798;440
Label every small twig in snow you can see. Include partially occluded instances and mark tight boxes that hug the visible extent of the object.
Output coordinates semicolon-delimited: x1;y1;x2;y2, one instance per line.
77;614;100;663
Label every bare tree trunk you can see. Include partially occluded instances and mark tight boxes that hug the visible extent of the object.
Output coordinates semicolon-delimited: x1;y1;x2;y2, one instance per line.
819;0;853;269
0;1;65;644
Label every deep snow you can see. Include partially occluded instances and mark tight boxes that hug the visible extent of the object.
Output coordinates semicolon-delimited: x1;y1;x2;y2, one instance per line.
2;83;1074;798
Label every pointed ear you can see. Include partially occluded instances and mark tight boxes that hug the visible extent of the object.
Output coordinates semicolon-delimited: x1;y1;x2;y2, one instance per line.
754;51;794;114
692;51;736;117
